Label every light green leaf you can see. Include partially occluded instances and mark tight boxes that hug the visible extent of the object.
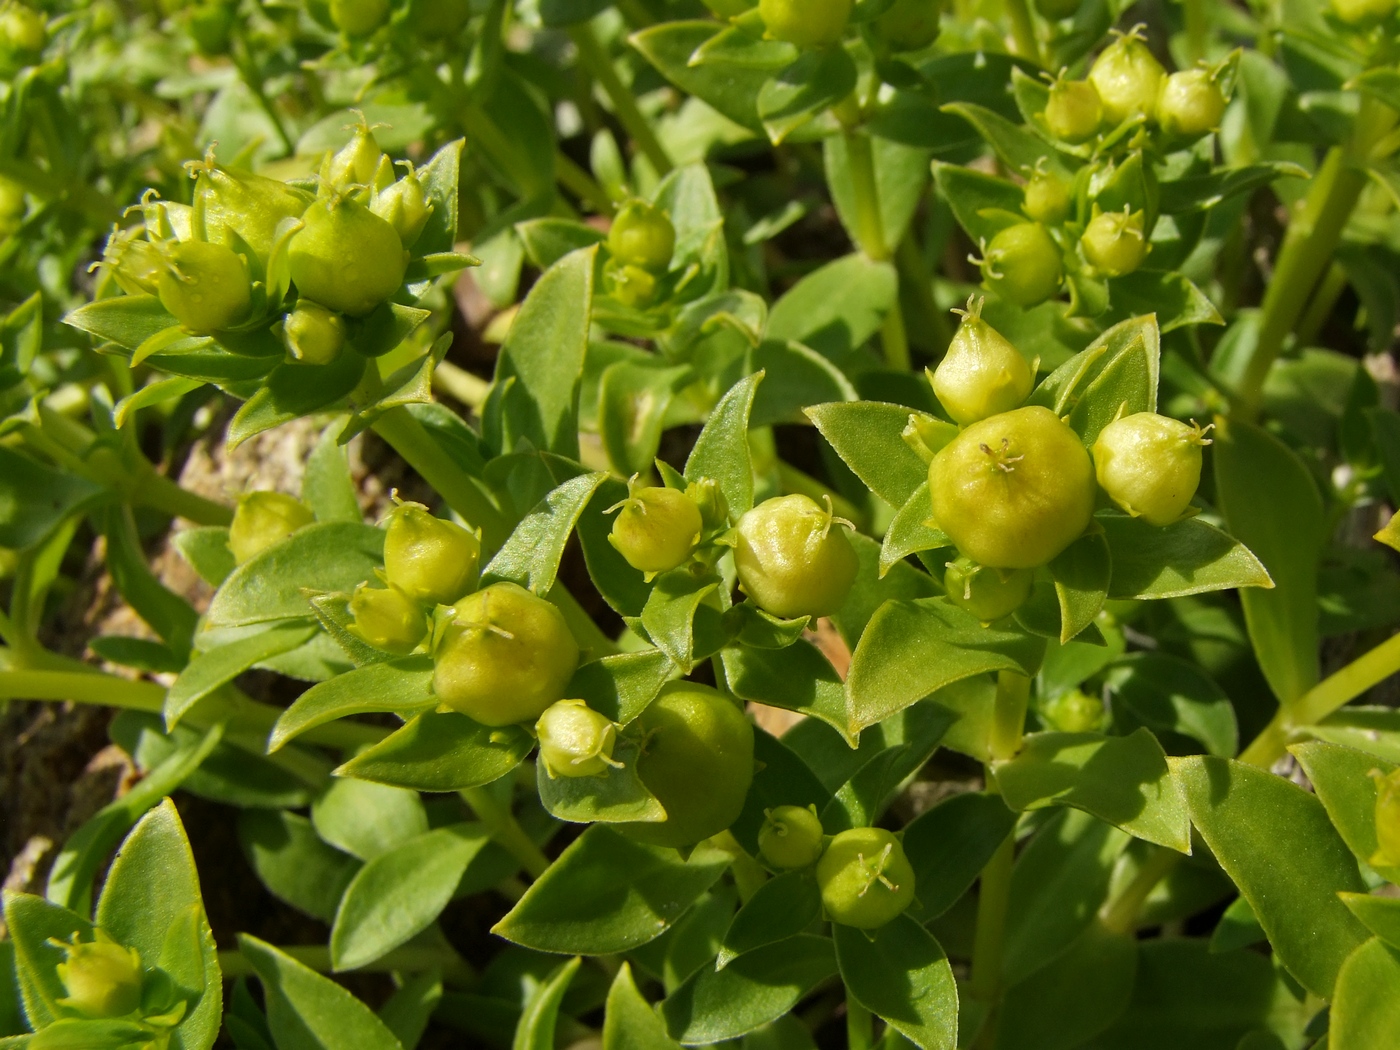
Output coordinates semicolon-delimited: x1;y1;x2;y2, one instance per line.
603;962;682;1050
1290;741;1400;883
335;713;534;793
270;658;435;752
805;400;935;508
171;526;237;588
483;472;607;595
167;622;317;727
1338;894;1400;951
721;640;853;744
311;778;428;862
1332;938;1400;1050
238;809;360;923
834;916;958;1050
513;957;581;1050
686;371;764;517
1048;529;1110;644
567;649;675;725
303;425;363;524
3;891;95;1029
631;22;767;133
880;482;950;577
378;969;441;1050
0;446;103;552
717;870;822;969
536;735;666;824
768;255;896;361
1099;514;1272;600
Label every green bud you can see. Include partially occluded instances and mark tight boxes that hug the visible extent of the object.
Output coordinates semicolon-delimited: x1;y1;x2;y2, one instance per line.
101;228;164;296
606;263;658;308
372;163;434;247
943;556;1033;622
228;492;315;564
0;3;45;54
734;494;859;619
383;501;481;607
1093;412;1210;526
1023;168;1071;226
757;0;852;47
283;300;346;365
816;827;916;929
536;698;619;778
929;296;1034;426
872;0;943;52
156;239;251;334
758;805;825;870
1371;767;1400;868
607;482;703;576
979;222;1063;308
55;931;143;1019
1080;206;1148;277
289;196;406;317
608;200;676;272
685;477;730;532
322;121;384;190
1043;78;1102;143
329;0;390;35
1333;0;1397;23
1041;689;1106;733
1156;69;1226;138
347;582;427;654
1088;27;1166;126
188;152;313;263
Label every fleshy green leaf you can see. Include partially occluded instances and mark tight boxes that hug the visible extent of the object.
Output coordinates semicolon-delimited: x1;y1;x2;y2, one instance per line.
171;526;237;588
167;622;317;727
0;446;104;551
768;255;897;362
757;48;856;144
270;658;435;752
238;809;360;923
1331;937;1400;1050
631;22;768;133
1104;653;1238;758
335;713;533;793
1099;514;1272;600
602;962;681;1050
1290;740;1400;882
805;401;936;508
513;956;580;1050
567;649;675;725
721;640;852;743
717;870;822;969
536;735;666;824
483;472;607;596
834;918;958;1050
902;792;1017;919
1338;894;1400;951
1048;529;1110;644
686;371;764;517
880;482;950;577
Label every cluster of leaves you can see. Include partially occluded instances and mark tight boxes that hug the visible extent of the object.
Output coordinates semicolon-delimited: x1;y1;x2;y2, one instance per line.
3;0;1400;1048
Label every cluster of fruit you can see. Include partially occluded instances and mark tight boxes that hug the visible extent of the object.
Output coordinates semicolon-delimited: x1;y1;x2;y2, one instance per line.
603;199;677;309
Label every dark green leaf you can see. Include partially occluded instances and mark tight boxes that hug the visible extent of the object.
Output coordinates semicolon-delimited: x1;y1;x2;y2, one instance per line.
1099;514;1272;600
172;526;237;587
536;736;666;824
631;22;768;133
721;640;852;743
238;808;360;923
1104;653;1238;757
311;777;428;862
167;622;317;727
1331;937;1400;1050
1048;529;1110;643
717;870;822;969
513;956;580;1050
567;649;675;725
1290;741;1400;883
880;483;951;577
0;446;103;551
758;48;856;143
768;255;897;362
603;962;681;1050
902;792;1017;919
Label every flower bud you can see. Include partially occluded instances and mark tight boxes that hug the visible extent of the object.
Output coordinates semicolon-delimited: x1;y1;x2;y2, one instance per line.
1080;206;1148;278
188;154;312;264
685;477;730;532
734;494;859;619
943;556;1033;622
55;931;143;1019
383;501;480;607
289;197;406;318
757;0;852;48
156;239;251;334
1093;412;1210;526
929;297;1034;426
1035;0;1080;17
872;0;942;52
607;200;676;272
816;827;915;929
1157;69;1226;138
101;228;164;296
1023;168;1071;226
979;222;1063;308
283;300;346;365
606;262;658;309
433;582;579;726
758;805;825;870
1371;768;1400;868
1041;689;1106;733
1044;78;1102;143
228;491;315;564
0;3;45;55
329;0;390;35
322;121;384;190
607;482;703;576
536;699;619;778
347;582;427;654
372;164;434;247
1088;28;1166;126
1333;0;1397;23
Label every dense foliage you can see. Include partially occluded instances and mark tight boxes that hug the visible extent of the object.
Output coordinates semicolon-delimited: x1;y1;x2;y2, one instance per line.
1;0;1400;1047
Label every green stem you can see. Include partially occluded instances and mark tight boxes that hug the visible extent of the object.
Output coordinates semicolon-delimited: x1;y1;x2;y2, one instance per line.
371;405;509;552
846;997;875;1050
1294;261;1349;350
569;21;672;176
132;469;233;527
989;670;1029;763
880;296;911;372
432;359;492;410
1004;0;1042;66
1098;847;1182;935
231;29;295;157
1182;0;1208;64
218;944;475;985
842;127;889;261
461;786;552;879
555;150;616;216
896;233;951;357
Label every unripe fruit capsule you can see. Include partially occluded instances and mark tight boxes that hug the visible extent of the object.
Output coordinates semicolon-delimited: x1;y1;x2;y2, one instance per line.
372;164;434;247
1092;412;1209;526
1333;0;1397;23
289;197;407;318
324;123;384;190
330;0;389;35
1157;69;1226;138
1044;78;1102;143
757;0;852;47
608;482;703;576
607;262;658;308
1088;28;1166;126
872;0;943;52
536;699;619;778
979;222;1063;308
1080;206;1148;278
157;240;251;334
0;4;45;54
383;502;480;607
816;827;916;929
734;494;859;619
190;153;312;262
1042;688;1106;733
1023;168;1071;226
55;931;143;1019
943;556;1033;622
1370;767;1400;868
619;682;755;847
433;582;579;726
283;300;346;365
758;805;825;870
608;200;676;272
929;405;1096;569
347;582;428;654
228;491;314;564
929;297;1034;426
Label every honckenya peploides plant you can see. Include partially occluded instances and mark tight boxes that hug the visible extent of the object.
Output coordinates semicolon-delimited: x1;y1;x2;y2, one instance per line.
1;0;1400;1046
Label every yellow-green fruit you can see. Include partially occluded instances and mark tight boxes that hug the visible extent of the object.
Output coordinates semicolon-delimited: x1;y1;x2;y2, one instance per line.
1333;0;1397;22
1093;412;1207;526
55;932;143;1018
330;0;389;35
929;303;1034;426
929;406;1095;569
620;682;755;847
734;494;859;619
283;300;346;365
608;200;676;272
981;222;1063;308
1080;207;1148;277
156;240;251;334
1044;79;1102;143
816;827;916;929
1023;169;1071;226
1041;689;1105;733
289;197;406;317
383;502;480;607
608;486;703;575
347;582;427;654
873;0;943;52
323;125;383;189
757;0;852;47
536;699;618;778
433;582;579;726
228;492;314;564
1089;31;1166;125
943;557;1033;622
372;166;433;247
758;805;825;869
607;263;658;308
1371;768;1400;867
195;163;313;262
0;4;45;54
1157;69;1226;137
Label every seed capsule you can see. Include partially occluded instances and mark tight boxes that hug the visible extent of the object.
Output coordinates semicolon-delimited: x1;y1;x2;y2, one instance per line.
1080;206;1148;278
757;0;853;47
283;300;346;365
758;805;825;870
1093;412;1210;526
383;502;481;607
0;3;45;55
1088;27;1166;126
929;297;1034;426
1023;168;1071;226
536;699;619;778
979;222;1063;308
816;827;916;929
347;582;427;654
943;556;1034;622
608;200;676;272
1157;69;1226;138
372;163;434;247
329;0;390;36
289;196;407;317
607;482;703;576
1041;688;1106;733
156;239;251;334
734;494;859;619
872;0;942;52
55;931;143;1019
1332;0;1398;23
1044;78;1103;143
228;492;315;564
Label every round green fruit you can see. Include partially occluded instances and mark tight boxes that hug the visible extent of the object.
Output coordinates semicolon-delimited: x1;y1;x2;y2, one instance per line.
347;582;427;654
228;491;315;564
1041;688;1105;733
620;682;755;847
432;582;579;726
734;494;859;619
0;3;45;54
943;556;1033;622
1157;69;1226;138
928;406;1096;569
608;483;703;575
289;197;406;317
1023;168;1071;226
1092;412;1209;526
383;501;480;607
1088;29;1166;125
816;827;916;929
873;0;942;52
55;931;143;1019
1080;206;1148;277
283;300;346;365
758;805;825;870
608;200;676;272
980;222;1063;307
1044;78;1102;143
929;298;1034;426
757;0;852;47
330;0;389;35
156;240;251;334
1332;0;1397;22
536;699;618;778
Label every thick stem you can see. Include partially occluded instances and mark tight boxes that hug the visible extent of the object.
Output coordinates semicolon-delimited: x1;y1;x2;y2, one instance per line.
842;128;889;262
555;150;617;216
880;296;911;372
846;997;875;1050
1294;261;1349;350
989;671;1029;763
133;469;234;527
570;22;672;175
1004;0;1042;66
431;359;492;410
218;944;474;985
1099;847;1182;935
1182;0;1208;64
461;786;552;879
